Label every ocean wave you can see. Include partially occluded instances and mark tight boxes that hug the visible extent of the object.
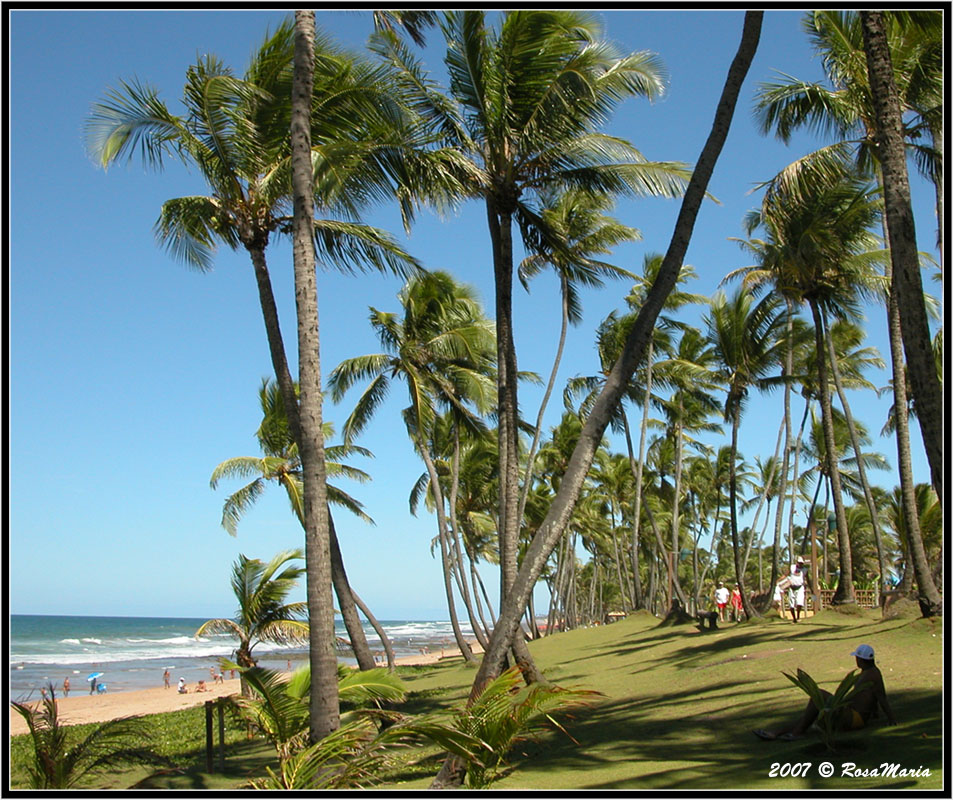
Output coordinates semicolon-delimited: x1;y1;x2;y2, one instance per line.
59;638;81;645
81;638;103;645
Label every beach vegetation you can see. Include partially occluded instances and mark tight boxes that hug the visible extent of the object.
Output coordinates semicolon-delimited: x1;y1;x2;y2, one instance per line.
195;549;309;693
782;667;862;752
10;685;168;789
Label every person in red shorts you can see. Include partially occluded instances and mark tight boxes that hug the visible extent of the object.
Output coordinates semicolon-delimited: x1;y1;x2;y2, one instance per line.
714;581;730;621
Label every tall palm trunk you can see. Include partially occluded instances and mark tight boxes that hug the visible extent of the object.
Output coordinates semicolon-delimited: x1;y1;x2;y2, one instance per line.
416;441;475;662
808;301;854;605
624;337;656;609
821;317;887;598
430;13;763;786
767;302;796;607
292;10;338;741
861;11;943;509
728;401;757;618
486;198;544;683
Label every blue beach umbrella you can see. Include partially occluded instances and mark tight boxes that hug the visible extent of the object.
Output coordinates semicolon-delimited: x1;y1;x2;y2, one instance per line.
87;672;104;681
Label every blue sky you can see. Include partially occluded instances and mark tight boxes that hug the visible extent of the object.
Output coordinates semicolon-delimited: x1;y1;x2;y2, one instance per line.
8;9;938;620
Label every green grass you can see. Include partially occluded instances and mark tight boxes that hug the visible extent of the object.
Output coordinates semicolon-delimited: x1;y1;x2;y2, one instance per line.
10;609;942;790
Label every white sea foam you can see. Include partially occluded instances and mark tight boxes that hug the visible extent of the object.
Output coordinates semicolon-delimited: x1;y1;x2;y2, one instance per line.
80;638;103;645
59;638;81;645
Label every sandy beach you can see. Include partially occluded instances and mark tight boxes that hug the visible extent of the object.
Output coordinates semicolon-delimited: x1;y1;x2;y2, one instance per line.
10;643;482;737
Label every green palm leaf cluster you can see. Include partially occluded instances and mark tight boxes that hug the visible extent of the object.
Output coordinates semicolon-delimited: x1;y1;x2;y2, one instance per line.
195;549;308;681
782;667;861;752
10;688;167;789
451;666;602;789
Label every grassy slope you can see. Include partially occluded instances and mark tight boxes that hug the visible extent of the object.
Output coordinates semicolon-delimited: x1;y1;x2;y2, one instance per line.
10;608;942;790
389;607;943;791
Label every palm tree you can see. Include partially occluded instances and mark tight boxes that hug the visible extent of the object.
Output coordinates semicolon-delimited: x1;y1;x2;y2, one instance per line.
729;164;882;605
860;11;943;523
373;11;692;676
429;14;765;787
705;288;787;617
87;19;435;739
753;9;942;611
328;271;496;659
210;379;396;672
196;549;309;696
515;188;640;542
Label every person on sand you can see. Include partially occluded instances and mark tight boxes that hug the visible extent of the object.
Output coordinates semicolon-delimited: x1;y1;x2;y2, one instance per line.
787;557;807;623
63;677;70;697
753;644;896;741
714;581;730;621
163;669;171;689
177;677;188;694
195;680;208;692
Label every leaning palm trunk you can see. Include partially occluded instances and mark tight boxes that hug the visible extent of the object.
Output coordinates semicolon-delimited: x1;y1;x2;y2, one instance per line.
430;16;763;786
623;407;647;609
350;590;396;671
328;513;376;671
861;11;944;510
741;419;784;574
822;317;887;599
292;11;338;741
808;301;854;604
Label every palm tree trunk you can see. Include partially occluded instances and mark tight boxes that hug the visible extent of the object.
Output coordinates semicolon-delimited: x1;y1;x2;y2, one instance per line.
728;405;757;619
448;434;490;650
350;590;396;671
430;13;763;785
328;512;376;671
292;10;338;742
516;273;570;529
416;441;475;662
767;302;795;608
622;408;646;609
741;419;784;573
808;301;854;605
861;11;943;508
486;199;544;684
821;317;887;600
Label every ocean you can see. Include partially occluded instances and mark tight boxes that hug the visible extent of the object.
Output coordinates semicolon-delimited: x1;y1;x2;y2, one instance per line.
9;615;472;701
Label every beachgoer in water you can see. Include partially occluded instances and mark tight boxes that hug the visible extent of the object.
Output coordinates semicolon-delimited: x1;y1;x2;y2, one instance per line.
753;644;896;741
163;669;171;689
177;677;187;694
63;677;70;697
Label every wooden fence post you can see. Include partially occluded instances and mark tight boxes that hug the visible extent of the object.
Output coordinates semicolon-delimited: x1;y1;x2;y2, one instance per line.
205;700;214;773
217;699;226;773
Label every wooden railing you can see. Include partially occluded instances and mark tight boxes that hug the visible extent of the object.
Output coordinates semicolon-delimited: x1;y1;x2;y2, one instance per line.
816;589;878;610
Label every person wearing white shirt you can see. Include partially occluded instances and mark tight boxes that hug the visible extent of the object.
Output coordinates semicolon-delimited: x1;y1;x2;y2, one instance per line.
714;581;730;621
787;556;807;623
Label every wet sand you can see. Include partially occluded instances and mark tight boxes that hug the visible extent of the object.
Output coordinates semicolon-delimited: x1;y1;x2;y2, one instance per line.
10;642;482;737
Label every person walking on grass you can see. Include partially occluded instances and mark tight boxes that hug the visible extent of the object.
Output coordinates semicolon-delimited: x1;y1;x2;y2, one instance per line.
730;584;743;622
714;581;730;622
753;644;896;741
787;557;807;623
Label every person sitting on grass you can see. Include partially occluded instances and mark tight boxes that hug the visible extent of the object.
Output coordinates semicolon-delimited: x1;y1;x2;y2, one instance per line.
753;644;897;741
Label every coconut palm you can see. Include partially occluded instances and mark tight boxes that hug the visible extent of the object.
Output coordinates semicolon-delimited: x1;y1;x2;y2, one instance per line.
429;15;765;786
515;188;641;542
328;271;496;659
705;287;787;617
196;549;309;695
210;379;396;672
753;9;942;611
859;11;943;523
372;12;692;673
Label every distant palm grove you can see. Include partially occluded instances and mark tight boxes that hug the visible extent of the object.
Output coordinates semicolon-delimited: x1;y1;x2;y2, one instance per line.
86;9;942;776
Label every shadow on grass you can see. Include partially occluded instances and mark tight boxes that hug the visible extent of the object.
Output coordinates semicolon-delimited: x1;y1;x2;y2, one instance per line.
505;686;941;790
129;736;277;790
